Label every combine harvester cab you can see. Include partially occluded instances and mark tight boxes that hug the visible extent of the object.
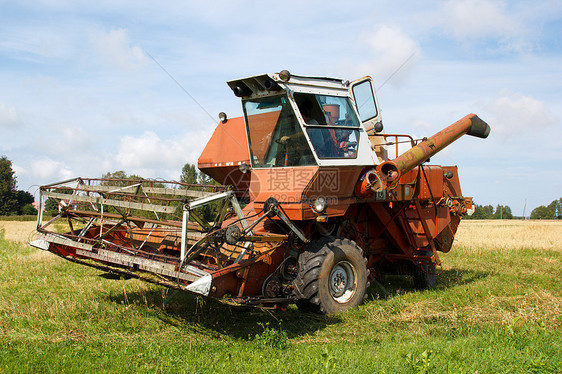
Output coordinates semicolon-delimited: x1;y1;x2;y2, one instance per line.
32;70;490;314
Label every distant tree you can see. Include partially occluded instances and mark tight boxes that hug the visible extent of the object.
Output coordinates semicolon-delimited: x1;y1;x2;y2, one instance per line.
0;156;43;215
16;190;34;215
99;171;173;218
180;162;220;222
21;203;37;215
199;172;216;185
531;205;554;219
493;204;513;219
180;164;199;185
469;204;494;219
101;171;164;188
0;156;18;215
530;198;562;219
503;205;513;219
481;205;494;217
44;187;73;216
547;198;562;219
102;170;129;180
98;166;222;223
101;171;146;187
44;197;60;215
470;204;487;219
180;163;218;186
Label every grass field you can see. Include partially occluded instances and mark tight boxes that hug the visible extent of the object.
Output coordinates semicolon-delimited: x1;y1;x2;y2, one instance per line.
0;220;560;373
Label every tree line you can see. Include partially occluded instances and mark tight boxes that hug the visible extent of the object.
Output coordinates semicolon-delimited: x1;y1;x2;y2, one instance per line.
465;204;514;219
0;156;36;215
1;155;561;220
464;198;561;220
530;198;562;219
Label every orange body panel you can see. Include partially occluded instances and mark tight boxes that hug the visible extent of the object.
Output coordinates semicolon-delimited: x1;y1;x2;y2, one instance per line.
418;166;445;200
198;116;250;188
249;166;366;220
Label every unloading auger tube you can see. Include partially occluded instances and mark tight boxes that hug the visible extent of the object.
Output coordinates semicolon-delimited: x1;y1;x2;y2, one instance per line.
360;114;490;194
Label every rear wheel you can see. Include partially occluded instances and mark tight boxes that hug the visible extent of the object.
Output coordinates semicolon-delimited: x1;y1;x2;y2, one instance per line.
413;249;436;289
294;237;368;314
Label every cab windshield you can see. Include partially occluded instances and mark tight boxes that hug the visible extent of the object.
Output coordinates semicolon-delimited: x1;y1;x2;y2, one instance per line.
244;95;316;168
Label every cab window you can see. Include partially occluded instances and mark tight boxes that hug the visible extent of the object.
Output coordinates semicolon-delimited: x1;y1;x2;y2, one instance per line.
244;95;316;167
294;93;360;159
351;80;378;122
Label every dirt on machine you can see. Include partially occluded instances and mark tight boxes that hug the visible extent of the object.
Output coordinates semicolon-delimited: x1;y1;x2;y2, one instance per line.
31;70;490;314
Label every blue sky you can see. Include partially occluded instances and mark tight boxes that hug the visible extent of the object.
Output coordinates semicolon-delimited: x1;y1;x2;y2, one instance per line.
1;0;561;216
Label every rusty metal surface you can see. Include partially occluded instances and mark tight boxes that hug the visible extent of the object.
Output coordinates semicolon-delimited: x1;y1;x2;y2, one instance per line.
32;177;299;303
377;114;490;188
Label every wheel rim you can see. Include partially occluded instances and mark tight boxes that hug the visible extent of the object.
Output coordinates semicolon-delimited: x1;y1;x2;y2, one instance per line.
329;260;356;303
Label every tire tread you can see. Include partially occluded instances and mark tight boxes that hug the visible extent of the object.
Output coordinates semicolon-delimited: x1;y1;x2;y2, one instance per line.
294;236;367;314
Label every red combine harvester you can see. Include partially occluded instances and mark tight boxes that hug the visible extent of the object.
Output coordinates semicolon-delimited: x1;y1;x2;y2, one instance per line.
31;70;490;314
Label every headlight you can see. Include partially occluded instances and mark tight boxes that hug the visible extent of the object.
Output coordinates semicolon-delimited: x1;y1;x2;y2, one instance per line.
312;197;328;213
239;162;250;174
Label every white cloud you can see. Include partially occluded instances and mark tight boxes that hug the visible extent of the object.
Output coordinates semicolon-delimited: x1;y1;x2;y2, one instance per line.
441;0;527;51
0;23;73;61
0;103;20;127
483;90;556;137
443;0;516;38
115;130;209;180
30;158;73;180
357;26;421;87
11;163;26;180
89;28;149;71
60;125;93;149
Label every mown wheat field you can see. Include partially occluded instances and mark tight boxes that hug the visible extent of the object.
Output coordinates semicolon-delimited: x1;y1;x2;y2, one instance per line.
0;219;560;373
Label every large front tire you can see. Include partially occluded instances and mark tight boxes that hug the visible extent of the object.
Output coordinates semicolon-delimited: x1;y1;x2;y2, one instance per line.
293;237;368;314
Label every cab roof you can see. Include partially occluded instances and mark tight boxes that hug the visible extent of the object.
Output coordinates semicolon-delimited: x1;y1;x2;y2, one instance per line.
227;70;351;99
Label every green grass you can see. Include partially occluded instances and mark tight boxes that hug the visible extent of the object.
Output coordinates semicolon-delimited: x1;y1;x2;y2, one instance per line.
0;229;560;373
0;215;39;222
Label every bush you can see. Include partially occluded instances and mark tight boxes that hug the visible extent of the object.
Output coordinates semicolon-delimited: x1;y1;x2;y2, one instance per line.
21;204;37;216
